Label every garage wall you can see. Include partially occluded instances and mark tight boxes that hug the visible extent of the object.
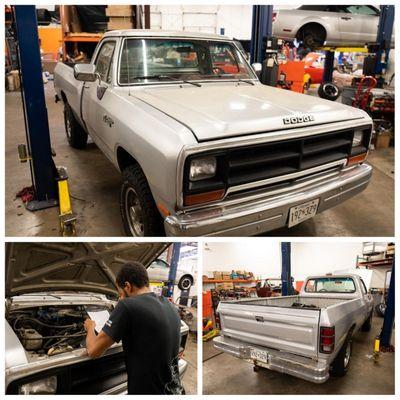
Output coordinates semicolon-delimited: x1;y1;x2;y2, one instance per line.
150;5;299;39
203;241;364;280
150;5;252;39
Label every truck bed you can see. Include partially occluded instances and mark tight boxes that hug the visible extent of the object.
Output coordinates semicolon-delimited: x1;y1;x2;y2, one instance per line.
218;295;353;359
228;295;349;309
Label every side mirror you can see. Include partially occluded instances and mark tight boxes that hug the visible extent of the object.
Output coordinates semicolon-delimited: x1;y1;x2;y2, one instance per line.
73;63;98;82
252;62;262;73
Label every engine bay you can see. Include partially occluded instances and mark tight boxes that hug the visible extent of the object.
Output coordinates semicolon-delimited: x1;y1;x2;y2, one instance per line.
8;305;108;356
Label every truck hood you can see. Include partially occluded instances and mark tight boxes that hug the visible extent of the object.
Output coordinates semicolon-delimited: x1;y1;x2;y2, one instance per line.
129;82;367;142
5;243;169;298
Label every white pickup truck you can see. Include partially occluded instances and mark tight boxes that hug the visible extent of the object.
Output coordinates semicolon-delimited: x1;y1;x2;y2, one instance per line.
214;274;373;383
54;30;373;236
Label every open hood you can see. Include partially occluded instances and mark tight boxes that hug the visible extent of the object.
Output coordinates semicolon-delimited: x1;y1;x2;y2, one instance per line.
5;242;169;298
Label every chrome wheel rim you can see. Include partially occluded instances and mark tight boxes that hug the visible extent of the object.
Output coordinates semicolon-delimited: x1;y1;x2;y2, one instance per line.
125;187;145;237
180;277;191;290
65;114;71;139
344;342;351;367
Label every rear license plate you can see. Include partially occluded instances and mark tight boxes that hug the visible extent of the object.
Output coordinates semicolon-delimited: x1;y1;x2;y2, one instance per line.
250;348;269;364
288;199;319;227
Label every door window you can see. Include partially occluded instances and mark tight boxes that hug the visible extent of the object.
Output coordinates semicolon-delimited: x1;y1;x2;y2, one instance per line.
342;5;378;16
95;41;116;82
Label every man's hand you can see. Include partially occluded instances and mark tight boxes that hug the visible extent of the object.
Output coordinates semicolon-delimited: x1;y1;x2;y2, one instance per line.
84;318;96;332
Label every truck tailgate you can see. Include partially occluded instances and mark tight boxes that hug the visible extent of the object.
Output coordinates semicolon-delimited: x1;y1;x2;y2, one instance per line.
218;301;320;359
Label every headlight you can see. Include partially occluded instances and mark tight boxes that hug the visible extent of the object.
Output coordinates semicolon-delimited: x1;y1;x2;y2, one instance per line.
19;376;57;394
352;130;364;147
189;157;217;181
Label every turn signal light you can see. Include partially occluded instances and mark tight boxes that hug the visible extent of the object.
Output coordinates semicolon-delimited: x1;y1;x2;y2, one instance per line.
320;326;335;354
347;152;367;166
183;189;225;206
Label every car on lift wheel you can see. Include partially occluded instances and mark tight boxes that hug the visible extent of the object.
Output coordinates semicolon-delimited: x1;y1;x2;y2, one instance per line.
63;102;88;149
318;82;341;101
298;24;326;50
375;302;386;317
330;332;353;377
178;275;193;291
120;164;164;237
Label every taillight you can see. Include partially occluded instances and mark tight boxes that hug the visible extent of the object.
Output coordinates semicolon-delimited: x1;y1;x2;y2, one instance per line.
272;12;277;22
320;326;335;354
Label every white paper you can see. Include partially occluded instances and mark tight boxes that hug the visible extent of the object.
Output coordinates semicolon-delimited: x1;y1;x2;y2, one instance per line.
87;310;110;333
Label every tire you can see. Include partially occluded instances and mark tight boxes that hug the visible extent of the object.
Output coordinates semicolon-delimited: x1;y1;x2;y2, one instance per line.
375;302;386;317
318;82;341;101
120;164;164;237
63;103;88;149
330;334;352;377
361;311;373;332
178;275;193;291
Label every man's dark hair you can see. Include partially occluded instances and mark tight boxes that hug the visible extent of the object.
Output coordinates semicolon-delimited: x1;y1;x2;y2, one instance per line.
116;262;149;289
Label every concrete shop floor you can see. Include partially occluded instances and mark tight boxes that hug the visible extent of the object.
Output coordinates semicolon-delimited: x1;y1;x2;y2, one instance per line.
182;333;197;395
203;317;394;395
5;85;394;236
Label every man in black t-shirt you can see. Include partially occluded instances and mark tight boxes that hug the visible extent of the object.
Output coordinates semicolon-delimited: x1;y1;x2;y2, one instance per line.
84;261;184;394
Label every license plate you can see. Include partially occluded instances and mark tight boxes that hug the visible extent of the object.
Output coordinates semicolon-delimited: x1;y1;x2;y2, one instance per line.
250;348;269;364
288;199;319;227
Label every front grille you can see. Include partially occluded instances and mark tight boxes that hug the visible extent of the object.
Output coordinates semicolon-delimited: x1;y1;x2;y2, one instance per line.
226;129;354;187
183;125;371;197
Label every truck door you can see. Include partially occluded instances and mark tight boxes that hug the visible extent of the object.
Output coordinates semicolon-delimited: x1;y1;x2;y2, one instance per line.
81;39;116;161
338;5;379;45
360;277;373;318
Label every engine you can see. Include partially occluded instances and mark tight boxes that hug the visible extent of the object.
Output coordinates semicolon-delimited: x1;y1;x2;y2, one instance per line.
8;306;90;356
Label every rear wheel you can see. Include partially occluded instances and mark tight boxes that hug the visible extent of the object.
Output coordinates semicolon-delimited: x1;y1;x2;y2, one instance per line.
63;102;88;149
330;334;352;377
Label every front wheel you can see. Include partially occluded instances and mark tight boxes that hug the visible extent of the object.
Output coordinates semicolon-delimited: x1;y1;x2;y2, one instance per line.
63;103;88;149
330;335;352;377
361;311;373;332
120;165;164;237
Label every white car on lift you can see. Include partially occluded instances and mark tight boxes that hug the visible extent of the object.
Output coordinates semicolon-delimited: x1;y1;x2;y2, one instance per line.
148;259;195;291
273;5;392;49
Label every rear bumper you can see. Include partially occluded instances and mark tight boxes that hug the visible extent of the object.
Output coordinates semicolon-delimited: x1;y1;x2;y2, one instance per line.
165;163;372;236
213;335;330;384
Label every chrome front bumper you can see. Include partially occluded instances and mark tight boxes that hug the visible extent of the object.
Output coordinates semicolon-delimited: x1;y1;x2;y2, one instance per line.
213;335;330;384
100;358;187;394
165;163;372;236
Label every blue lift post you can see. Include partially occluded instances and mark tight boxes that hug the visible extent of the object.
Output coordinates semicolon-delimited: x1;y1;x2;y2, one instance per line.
375;5;394;76
14;5;58;210
250;5;273;64
166;243;182;298
281;242;291;296
380;259;394;348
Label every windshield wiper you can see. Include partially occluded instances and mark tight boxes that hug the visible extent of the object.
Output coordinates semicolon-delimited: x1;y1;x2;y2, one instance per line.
206;73;255;85
132;75;202;87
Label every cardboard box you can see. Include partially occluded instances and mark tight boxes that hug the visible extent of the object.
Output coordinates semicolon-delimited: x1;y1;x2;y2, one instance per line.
216;282;234;290
106;6;134;17
213;271;223;280
222;272;231;280
376;132;392;149
107;17;134;30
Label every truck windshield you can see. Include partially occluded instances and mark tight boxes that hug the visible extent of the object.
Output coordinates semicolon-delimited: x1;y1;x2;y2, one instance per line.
304;277;356;293
119;38;255;84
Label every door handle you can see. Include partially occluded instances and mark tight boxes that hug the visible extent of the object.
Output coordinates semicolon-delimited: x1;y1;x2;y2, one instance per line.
340;16;352;20
83;84;90;89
